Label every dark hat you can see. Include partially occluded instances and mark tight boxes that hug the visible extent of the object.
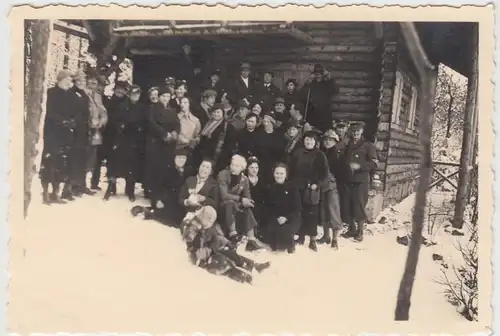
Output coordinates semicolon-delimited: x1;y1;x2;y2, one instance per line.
158;85;171;96
263;111;278;125
238;99;250;109
165;77;176;85
275;97;285;105
115;80;129;90
212;103;224;111
130;84;142;94
148;86;160;95
240;62;251;70
210;69;221;76
286;118;301;129
285;78;297;86
174;147;190;157
175;79;188;88
335;120;349;129
247;156;260;166
350;121;366;131
323;129;339;140
312;64;324;74
202;89;217;99
304;129;321;141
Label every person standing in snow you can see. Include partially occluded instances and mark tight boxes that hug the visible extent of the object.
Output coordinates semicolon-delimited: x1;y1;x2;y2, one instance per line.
342;122;378;242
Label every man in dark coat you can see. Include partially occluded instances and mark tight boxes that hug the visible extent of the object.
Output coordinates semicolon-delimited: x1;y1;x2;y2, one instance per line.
104;85;148;201
201;69;225;95
230;62;254;103
342;122;378;242
62;71;94;199
300;64;338;132
39;70;77;204
254;71;281;112
332;120;350;223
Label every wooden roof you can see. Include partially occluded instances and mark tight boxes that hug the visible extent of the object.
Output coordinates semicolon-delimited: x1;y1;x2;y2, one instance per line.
66;20;475;78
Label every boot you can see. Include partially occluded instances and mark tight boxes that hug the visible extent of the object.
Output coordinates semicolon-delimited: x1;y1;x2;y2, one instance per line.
255;261;271;273
287;244;296;254
42;189;51;205
49;192;66;204
103;182;114;201
61;184;75;201
331;229;341;250
343;223;357;238
125;180;136;202
80;186;96;196
245;239;262;252
110;183;117;196
309;238;318;252
354;221;365;242
90;182;101;191
295;235;305;245
317;229;332;244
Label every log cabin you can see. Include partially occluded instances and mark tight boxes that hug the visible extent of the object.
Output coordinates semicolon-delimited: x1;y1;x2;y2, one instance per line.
47;20;476;220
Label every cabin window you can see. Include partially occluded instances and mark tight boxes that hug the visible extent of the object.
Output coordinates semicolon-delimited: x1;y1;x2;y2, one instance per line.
391;70;419;131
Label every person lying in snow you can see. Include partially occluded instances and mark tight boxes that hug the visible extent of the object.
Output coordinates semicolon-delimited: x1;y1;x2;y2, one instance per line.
181;205;271;284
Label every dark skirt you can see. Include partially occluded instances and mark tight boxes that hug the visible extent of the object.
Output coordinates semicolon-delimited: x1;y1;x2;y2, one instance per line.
39;145;72;185
268;217;301;250
299;203;319;237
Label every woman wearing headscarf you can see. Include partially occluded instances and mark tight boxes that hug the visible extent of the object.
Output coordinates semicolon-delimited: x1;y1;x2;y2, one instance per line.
254;112;287;185
288;130;329;251
39;70;76;204
195;103;236;173
144;85;180;209
265;163;302;253
147;86;160;105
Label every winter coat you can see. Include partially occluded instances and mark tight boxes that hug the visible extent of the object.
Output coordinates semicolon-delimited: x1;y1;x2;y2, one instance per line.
254;83;281;111
254;128;287;183
345;138;378;184
300;79;337;131
195;120;236;172
236;128;260;159
105;99;147;179
179;175;220;213
288;147;329;190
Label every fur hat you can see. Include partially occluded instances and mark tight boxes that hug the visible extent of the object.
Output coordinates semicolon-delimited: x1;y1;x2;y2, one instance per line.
56;69;72;83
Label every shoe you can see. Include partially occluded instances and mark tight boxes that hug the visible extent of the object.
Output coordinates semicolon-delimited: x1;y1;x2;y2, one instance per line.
295;235;305;245
229;234;239;246
90;183;101;191
309;240;318;252
128;194;136;202
255;261;271;273
61;191;75;201
354;222;365;242
354;233;364;242
342;229;357;238
103;187;112;201
110;184;117;196
331;239;339;250
317;235;332;245
81;187;95;195
245;239;262;252
42;191;51;205
49;193;66;204
287;245;296;254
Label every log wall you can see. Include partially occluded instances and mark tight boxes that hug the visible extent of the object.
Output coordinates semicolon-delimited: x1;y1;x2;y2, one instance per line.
383;26;422;207
212;22;382;139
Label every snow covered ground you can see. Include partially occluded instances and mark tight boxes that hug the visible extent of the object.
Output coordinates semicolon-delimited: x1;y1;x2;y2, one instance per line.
9;179;476;334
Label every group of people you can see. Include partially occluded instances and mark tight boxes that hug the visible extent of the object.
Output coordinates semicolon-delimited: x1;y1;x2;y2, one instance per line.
39;61;378;284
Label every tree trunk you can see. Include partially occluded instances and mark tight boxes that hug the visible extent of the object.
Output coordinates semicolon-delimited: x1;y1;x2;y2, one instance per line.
24;20;51;218
394;69;437;321
445;93;454;138
453;23;478;229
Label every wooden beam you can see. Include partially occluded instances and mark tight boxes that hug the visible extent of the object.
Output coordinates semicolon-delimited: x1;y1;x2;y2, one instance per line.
81;20;96;41
374;22;384;39
399;22;435;77
453;23;478;229
428;170;459;190
432;167;458;190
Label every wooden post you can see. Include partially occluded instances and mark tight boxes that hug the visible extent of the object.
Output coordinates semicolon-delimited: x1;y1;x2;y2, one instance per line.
453;24;478;229
395;22;437;321
394;68;437;320
24;20;52;218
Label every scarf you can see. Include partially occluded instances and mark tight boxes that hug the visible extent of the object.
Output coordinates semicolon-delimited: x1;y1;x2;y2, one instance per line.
285;129;302;154
200;118;223;138
213;121;228;162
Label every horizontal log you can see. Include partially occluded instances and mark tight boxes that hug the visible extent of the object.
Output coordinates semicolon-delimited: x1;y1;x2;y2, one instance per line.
378;113;391;122
389;138;422;152
332;95;373;104
311;36;378;45
243;45;378;55
331;103;375;113
296;22;375;31
308;29;374;38
386;156;420;165
385;163;420;174
389;128;420;143
331;111;376;121
247;53;378;64
386;170;419;183
388;148;422;158
338;87;375;95
248;62;380;72
334;78;377;87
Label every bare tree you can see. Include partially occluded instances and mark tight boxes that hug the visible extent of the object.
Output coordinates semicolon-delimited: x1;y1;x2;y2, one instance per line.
24;20;51;217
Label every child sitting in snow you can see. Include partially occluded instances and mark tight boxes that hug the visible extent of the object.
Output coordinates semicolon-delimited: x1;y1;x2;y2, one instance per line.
182;205;271;284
